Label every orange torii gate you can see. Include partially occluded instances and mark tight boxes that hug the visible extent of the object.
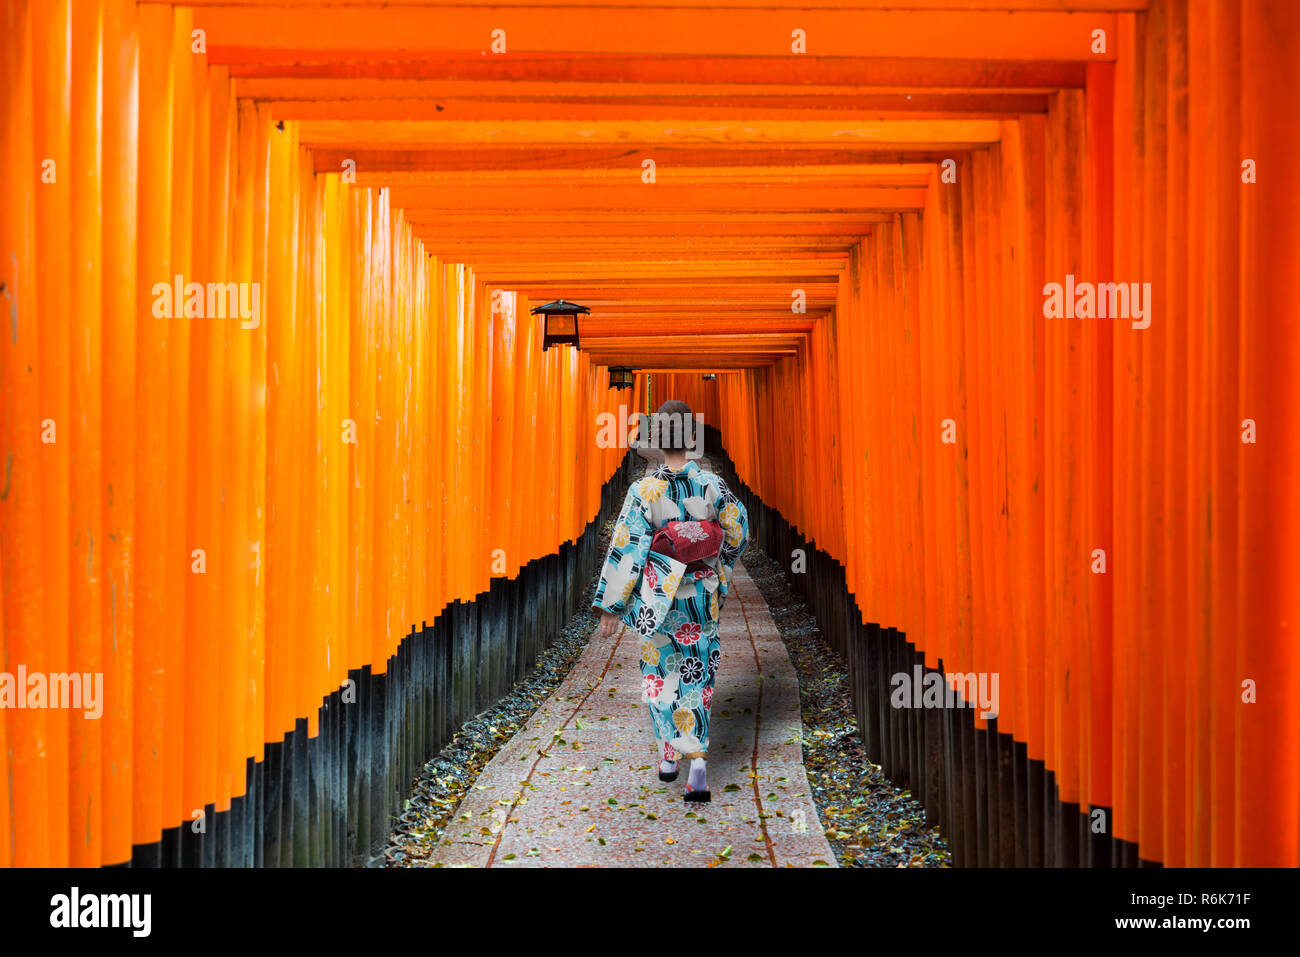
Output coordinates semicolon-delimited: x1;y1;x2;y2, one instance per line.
0;0;1296;869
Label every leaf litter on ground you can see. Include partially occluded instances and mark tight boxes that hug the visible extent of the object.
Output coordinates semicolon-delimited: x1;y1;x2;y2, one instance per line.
742;544;951;869
379;487;632;867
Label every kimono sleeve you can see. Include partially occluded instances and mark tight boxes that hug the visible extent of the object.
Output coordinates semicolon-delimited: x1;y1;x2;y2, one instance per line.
593;483;655;615
715;478;750;599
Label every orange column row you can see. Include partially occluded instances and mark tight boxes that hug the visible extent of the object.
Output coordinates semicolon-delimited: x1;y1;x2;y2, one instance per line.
710;0;1298;867
0;0;629;866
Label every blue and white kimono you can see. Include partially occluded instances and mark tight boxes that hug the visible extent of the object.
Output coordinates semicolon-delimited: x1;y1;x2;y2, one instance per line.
593;460;750;759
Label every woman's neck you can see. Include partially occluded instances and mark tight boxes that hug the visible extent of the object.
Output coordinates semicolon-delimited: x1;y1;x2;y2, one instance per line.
662;451;689;471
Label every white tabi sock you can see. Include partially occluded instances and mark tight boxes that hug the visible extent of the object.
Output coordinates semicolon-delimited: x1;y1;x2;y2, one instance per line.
687;757;707;791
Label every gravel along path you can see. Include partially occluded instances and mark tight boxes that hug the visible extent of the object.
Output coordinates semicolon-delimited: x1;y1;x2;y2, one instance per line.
741;546;951;868
420;559;836;867
379;512;625;867
383;452;942;868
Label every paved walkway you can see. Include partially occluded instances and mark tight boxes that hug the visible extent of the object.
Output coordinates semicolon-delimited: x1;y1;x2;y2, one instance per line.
428;560;837;867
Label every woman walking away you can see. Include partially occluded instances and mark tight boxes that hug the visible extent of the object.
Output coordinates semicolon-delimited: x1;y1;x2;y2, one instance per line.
592;399;750;802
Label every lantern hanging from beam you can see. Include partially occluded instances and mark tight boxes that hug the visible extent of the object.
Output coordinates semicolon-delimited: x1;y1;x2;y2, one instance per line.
530;299;590;351
608;366;635;391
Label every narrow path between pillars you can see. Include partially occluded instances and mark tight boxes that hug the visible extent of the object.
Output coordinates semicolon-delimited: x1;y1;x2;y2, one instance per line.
428;559;837;867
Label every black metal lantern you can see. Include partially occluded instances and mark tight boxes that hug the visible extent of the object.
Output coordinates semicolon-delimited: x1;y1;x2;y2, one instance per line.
608;366;635;391
530;299;589;351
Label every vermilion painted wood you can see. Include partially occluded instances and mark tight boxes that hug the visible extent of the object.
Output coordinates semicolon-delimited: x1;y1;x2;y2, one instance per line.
68;0;106;868
189;8;1117;61
167;4;196;835
33;0;73;868
131;1;173;852
1236;0;1300;868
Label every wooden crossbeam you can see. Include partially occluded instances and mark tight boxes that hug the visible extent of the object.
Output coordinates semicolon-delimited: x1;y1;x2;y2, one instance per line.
194;8;1115;60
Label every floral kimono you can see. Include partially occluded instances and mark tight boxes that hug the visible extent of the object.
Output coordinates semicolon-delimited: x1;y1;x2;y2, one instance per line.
593;460;750;759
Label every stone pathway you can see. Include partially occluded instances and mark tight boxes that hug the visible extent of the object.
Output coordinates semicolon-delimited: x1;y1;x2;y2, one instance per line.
427;560;837;867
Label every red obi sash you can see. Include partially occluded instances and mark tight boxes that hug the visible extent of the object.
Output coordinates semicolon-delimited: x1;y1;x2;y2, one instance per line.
648;519;724;565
